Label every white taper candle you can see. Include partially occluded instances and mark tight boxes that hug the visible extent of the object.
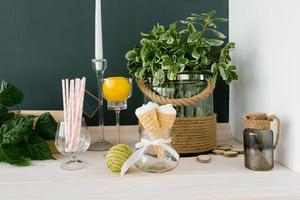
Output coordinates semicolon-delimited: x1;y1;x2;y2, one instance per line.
95;0;103;59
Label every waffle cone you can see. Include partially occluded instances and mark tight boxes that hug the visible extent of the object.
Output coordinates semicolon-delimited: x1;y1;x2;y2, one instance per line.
137;109;160;132
157;112;176;129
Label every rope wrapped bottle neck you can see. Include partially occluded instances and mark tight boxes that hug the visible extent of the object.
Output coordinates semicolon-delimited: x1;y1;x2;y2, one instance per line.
244;112;281;149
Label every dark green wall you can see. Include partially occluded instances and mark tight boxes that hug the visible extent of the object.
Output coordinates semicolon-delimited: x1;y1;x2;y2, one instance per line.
0;0;228;125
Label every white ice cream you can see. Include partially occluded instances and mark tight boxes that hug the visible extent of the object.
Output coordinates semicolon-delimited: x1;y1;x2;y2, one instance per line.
135;102;159;116
157;104;176;115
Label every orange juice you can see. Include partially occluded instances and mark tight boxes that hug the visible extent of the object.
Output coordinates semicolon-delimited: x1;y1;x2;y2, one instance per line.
102;77;131;101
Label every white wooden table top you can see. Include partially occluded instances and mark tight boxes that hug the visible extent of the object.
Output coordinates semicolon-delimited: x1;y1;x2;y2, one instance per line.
1;111;300;200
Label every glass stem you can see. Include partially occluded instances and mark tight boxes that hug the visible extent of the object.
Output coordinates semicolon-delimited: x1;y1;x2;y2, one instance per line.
96;71;105;141
115;110;121;144
71;153;78;162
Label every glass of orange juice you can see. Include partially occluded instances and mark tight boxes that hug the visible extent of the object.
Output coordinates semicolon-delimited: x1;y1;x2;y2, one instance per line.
102;77;132;144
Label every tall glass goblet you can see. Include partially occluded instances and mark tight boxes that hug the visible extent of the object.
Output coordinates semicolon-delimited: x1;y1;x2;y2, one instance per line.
89;59;113;151
102;77;132;144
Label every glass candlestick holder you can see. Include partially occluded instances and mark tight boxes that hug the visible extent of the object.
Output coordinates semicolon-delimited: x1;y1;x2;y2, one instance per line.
88;59;113;151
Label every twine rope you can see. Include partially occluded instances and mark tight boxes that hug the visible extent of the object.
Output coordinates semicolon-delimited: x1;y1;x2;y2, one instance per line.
137;79;215;106
245;113;281;149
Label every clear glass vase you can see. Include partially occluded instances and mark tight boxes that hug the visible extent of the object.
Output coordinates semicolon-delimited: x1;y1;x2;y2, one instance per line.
144;73;213;117
135;129;179;173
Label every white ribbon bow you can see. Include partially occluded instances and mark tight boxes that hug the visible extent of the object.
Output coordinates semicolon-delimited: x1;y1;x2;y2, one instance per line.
120;138;180;176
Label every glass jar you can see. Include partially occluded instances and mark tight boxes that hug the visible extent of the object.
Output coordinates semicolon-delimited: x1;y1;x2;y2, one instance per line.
243;113;281;171
135;128;179;173
243;129;274;171
144;73;213;117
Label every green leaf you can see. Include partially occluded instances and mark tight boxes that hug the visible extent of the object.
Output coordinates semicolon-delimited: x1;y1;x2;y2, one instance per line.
210;30;226;39
173;63;185;74
208;22;217;29
212;17;228;23
35;112;57;140
22;132;54;160
154;69;164;80
177;57;188;65
0;80;24;107
192;47;205;60
0;116;34;145
167;70;175;80
139;68;147;79
219;66;228;80
208;10;216;17
0;105;8;118
152;77;160;86
207;39;224;46
161;55;173;70
0;112;15;125
188;23;196;33
187;32;202;43
200;56;208;65
125;51;137;61
167;36;174;44
179;29;189;35
140;38;151;46
211;63;218;73
228;65;238;70
0;144;30;166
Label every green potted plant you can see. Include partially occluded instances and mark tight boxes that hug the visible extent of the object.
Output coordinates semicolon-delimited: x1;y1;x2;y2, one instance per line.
125;11;238;155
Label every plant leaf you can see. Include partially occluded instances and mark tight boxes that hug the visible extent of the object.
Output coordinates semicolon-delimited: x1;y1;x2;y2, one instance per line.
0;105;8;118
0;144;30;166
177;57;188;65
125;51;137;61
161;55;173;70
22;132;54;160
188;23;196;33
152;77;160;86
167;36;174;44
207;39;224;46
154;69;164;80
0;116;34;145
187;32;202;43
0;80;24;107
35;112;57;140
210;30;226;39
211;63;218;73
219;66;228;80
212;17;228;23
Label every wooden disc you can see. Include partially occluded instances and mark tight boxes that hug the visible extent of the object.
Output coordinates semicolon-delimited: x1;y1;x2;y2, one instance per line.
231;147;244;154
212;149;224;155
217;146;232;151
197;155;211;163
223;151;238;158
217;144;233;148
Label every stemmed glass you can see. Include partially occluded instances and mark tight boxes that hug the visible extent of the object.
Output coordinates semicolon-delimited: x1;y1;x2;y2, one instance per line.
88;59;113;151
102;77;133;144
55;118;91;170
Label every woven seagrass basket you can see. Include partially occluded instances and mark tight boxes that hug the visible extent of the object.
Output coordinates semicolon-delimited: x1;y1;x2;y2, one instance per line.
137;79;217;155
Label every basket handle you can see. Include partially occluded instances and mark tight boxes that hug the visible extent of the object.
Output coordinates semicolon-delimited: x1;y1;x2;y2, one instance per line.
268;115;281;149
137;79;215;106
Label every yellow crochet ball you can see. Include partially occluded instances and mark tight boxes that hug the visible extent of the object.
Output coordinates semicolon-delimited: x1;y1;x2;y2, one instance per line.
105;144;133;174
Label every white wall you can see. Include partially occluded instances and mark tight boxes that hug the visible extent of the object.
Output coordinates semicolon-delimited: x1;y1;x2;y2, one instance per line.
229;0;300;171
